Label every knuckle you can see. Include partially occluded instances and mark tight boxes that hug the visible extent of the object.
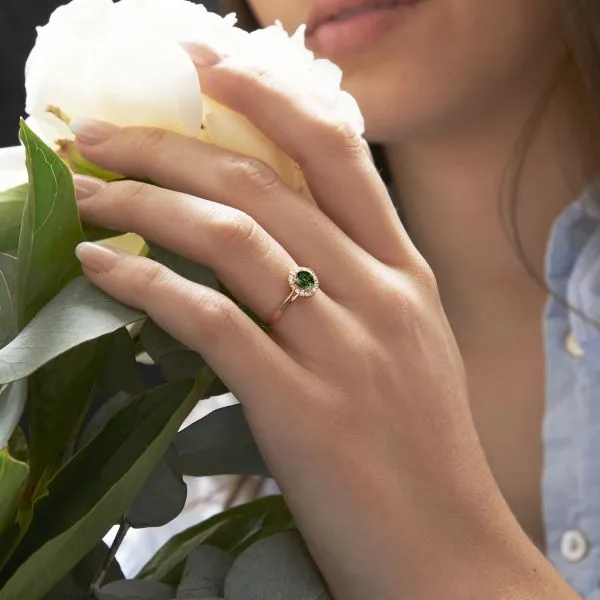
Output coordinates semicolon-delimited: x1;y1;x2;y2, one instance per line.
320;119;364;159
197;292;240;342
136;127;169;152
212;208;260;251
135;260;173;295
110;180;152;225
224;155;281;192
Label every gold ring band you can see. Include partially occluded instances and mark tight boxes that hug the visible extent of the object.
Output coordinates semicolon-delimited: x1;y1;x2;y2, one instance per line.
264;266;319;331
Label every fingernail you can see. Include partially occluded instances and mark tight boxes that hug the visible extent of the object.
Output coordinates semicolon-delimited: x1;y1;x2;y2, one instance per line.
180;42;224;67
73;175;105;201
70;118;119;145
75;242;120;273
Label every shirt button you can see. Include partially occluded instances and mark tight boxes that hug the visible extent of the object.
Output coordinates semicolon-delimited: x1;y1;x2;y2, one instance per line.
565;331;585;358
560;530;590;563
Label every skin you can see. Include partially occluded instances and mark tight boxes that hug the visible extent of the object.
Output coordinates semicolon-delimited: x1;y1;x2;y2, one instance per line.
71;1;591;598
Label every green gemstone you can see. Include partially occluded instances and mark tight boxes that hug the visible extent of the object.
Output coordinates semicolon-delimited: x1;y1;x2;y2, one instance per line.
296;270;315;290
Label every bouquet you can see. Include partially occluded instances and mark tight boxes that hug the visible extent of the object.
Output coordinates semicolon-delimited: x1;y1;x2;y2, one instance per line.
0;0;363;598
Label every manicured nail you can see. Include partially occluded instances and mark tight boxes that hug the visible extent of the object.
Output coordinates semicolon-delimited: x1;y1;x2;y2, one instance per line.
75;242;120;273
73;175;105;201
70;118;119;145
180;42;224;67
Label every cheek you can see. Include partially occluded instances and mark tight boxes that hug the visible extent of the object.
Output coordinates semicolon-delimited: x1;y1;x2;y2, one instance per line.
246;0;305;30
336;0;564;142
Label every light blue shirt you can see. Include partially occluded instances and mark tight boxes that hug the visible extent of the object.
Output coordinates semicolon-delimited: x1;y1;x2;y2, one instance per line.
544;183;600;598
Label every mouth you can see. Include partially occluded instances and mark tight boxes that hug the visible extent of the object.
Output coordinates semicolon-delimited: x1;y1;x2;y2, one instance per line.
306;0;414;35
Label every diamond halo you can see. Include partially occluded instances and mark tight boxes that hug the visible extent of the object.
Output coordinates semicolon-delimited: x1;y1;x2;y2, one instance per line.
288;266;319;298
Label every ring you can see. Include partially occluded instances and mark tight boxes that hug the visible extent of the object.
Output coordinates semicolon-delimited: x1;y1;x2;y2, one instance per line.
263;266;319;331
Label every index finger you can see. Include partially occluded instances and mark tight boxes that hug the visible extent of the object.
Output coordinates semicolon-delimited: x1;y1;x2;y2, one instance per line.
188;46;417;266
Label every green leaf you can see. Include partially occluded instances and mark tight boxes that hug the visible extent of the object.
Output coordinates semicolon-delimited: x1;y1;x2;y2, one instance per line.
99;328;144;398
0;380;27;448
7;427;28;464
140;320;205;382
43;575;87;600
224;531;331;600
0;185;26;254
95;580;174;600
0;377;201;600
176;546;233;598
17;120;85;330
0;450;28;534
125;445;187;529
26;336;112;492
175;405;270;478
139;496;292;585
0;277;144;385
77;392;132;450
0;252;18;346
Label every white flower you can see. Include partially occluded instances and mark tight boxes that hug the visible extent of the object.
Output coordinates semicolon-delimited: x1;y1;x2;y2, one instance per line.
24;0;364;194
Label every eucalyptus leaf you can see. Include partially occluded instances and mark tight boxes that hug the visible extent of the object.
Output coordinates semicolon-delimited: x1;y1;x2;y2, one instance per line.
95;580;174;600
0;276;144;384
0;380;27;448
176;546;233;598
175;405;269;478
17;120;85;329
139;496;292;585
77;392;132;450
0;185;26;254
0;449;28;534
125;445;187;529
99;327;143;398
140;320;205;382
224;531;331;600
0;377;201;600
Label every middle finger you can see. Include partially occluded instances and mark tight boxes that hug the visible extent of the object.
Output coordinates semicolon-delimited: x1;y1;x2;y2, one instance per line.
75;177;341;339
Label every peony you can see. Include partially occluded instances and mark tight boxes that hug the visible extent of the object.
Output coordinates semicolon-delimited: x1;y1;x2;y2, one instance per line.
24;0;365;195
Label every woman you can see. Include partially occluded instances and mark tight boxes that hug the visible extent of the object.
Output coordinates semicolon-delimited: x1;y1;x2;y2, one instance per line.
69;0;600;598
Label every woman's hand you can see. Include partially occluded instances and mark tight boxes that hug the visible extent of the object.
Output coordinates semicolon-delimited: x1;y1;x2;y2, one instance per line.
71;51;575;600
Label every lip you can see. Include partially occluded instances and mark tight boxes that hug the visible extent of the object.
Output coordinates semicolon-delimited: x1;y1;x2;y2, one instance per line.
305;0;421;57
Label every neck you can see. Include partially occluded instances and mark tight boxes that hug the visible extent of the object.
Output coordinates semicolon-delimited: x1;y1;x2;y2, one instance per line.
384;76;589;339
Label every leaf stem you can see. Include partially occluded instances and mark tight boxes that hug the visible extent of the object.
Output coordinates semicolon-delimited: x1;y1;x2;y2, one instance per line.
88;519;130;597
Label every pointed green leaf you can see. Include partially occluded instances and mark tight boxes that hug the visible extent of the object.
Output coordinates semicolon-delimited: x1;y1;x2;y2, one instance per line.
77;392;132;451
0;186;26;254
175;405;269;478
0;253;17;346
26;336;112;489
0;277;144;384
0;380;27;449
0;377;201;600
224;531;331;600
0;450;28;534
17;120;85;329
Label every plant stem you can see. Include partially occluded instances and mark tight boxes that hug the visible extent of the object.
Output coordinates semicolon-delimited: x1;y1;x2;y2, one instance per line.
88;519;130;598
